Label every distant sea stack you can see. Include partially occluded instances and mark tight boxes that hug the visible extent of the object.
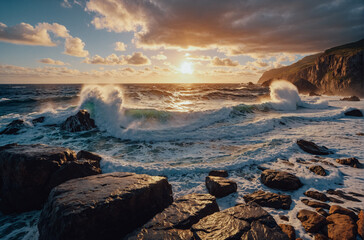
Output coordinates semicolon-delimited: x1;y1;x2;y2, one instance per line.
258;39;364;96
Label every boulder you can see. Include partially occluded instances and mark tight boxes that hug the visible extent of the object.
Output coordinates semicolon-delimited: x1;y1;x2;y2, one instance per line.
60;109;96;132
296;139;331;155
128;194;219;239
243;190;292;210
261;170;303;191
38;172;173;240
0;144;77;213
297;209;326;233
279;224;296;240
0;119;26;135
32;116;45;125
309;165;327;176
304;190;329;202
191;203;289;240
326;189;361;202
77;150;102;168
326;213;357;240
336;157;361;168
309;91;321;96
357;210;364;240
301;199;330;210
279;215;289;221
208;170;228;177
329;205;357;221
314;233;329;240
316;208;329;217
340;96;360;101
344;109;363;117
205;176;237;198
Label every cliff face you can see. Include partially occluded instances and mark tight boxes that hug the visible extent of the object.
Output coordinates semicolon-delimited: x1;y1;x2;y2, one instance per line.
258;39;364;96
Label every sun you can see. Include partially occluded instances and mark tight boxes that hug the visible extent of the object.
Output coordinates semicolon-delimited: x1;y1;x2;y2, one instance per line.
180;61;194;74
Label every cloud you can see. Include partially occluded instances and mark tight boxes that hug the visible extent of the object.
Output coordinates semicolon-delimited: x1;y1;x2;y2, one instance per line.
39;58;68;65
85;0;364;54
210;57;239;67
64;37;89;57
84;52;151;65
186;54;212;61
115;41;127;51
151;54;167;60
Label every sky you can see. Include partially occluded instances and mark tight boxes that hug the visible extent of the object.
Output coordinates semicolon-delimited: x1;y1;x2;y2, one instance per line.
0;0;363;84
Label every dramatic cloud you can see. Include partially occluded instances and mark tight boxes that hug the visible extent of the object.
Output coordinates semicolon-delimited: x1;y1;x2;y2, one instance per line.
84;52;151;65
64;37;89;57
39;58;67;65
85;0;364;54
115;41;127;51
211;57;239;67
151;54;167;60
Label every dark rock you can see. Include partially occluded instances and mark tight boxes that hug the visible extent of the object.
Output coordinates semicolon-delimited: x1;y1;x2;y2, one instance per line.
205;176;237;198
32;116;45;124
328;196;344;204
326;213;357;240
261;169;303;191
304;190;329;202
279;224;296;240
326;189;361;202
60;110;96;132
0;144;76;213
191;203;289;240
348;191;364;197
243;190;292;210
128;194;219;239
309;165;327;176
208;170;228;177
297;209;326;233
340;96;360;101
316;208;329;217
301;199;330;210
357;210;364;240
329;205;357;221
336;157;361;168
76;150;102;168
344;109;363;117
356;132;364;136
279;215;289;221
0;119;26;135
314;233;329;240
38;172;173;240
309;91;321;96
297;139;331;155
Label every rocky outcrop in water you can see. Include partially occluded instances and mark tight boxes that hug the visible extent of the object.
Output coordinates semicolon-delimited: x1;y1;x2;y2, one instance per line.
60;109;96;132
243;190;292;210
297;139;332;155
344;109;363;117
261;169;302;191
0;119;26;135
205;175;237;198
258;39;364;96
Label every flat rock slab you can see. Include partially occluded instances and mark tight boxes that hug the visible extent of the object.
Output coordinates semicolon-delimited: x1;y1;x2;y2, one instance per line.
304;190;329;202
329;205;357;221
38;172;173;240
205;176;237;198
128;193;219;239
191;203;289;240
243;190;292;210
208;170;228;177
297;209;326;233
0;143;78;213
301;199;330;210
326;189;361;202
327;213;357;240
261;170;302;191
336;157;361;168
297;139;332;155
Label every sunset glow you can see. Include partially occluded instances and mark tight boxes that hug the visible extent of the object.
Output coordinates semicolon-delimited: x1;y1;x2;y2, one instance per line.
180;62;194;74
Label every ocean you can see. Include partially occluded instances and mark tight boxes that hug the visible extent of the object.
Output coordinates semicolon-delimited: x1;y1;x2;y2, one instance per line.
0;82;363;239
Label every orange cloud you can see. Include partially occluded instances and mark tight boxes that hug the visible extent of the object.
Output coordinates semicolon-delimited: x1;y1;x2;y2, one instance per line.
211;57;239;67
39;58;68;65
83;52;151;65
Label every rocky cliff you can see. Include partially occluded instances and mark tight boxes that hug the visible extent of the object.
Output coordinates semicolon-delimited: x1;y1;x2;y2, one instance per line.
258;39;364;96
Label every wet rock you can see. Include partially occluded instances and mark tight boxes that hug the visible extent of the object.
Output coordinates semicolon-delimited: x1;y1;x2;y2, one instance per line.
314;233;329;240
357;210;364;240
60;109;96;132
38;172;173;240
336;157;361;168
301;199;330;210
0;119;26;135
261;170;303;191
304;190;329;202
328;196;344;203
128;194;219;239
340;96;360;101
309;91;321;96
191;203;289;240
279;215;289;221
348;191;364;197
326;189;361;202
32;116;45;125
309;165;327;176
76;150;102;168
344;109;363;117
356;132;364;136
297;209;326;233
326;213;357;240
0;144;77;213
329;205;357;221
296;139;331;155
243;190;292;210
316;208;329;217
205;176;237;198
279;224;296;240
208;170;228;177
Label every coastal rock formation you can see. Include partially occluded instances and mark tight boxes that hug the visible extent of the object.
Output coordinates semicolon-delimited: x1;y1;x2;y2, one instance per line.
38;172;173;240
304;190;329;202
344;109;363;117
297;139;331;155
0;119;26;135
301;199;330;210
297;209;326;233
329;205;357;221
357;210;364;239
340;96;360;101
208;170;228;177
309;165;327;176
316;208;329;217
336;157;361;168
261;169;303;191
326;214;357;240
128;194;219;239
243;190;292;210
205;176;237;198
258;39;364;96
326;189;361;202
60;109;96;132
0;144;79;213
76;150;102;168
191;203;289;240
32;116;45;125
279;224;296;240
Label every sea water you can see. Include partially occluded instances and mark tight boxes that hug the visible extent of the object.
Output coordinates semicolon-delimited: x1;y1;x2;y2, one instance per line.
0;81;363;239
